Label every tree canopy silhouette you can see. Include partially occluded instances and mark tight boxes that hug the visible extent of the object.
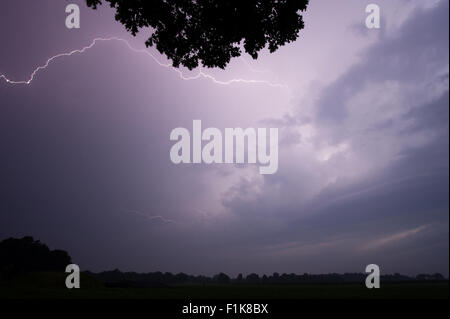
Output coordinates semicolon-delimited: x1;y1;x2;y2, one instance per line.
86;0;309;69
0;236;71;278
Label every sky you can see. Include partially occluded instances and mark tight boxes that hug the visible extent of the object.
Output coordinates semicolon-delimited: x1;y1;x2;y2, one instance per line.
0;0;448;277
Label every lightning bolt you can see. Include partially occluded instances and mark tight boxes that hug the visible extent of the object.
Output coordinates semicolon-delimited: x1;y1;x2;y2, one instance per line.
124;210;176;224
0;36;287;89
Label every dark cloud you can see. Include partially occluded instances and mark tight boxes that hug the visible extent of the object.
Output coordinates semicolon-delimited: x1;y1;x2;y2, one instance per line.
221;0;449;275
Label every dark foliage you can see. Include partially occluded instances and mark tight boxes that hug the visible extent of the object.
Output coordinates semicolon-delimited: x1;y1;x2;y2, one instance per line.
213;272;230;284
0;236;71;279
86;0;309;69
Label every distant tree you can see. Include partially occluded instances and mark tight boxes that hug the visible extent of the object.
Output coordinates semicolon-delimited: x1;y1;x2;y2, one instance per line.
416;273;445;281
175;272;189;283
49;250;72;270
86;0;310;69
245;273;260;283
236;273;243;282
0;236;71;279
213;272;230;284
432;273;445;280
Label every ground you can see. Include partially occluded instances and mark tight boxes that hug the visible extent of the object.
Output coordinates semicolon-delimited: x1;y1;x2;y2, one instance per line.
0;272;448;299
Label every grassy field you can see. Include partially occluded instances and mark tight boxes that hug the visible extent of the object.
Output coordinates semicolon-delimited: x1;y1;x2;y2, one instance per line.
0;272;448;299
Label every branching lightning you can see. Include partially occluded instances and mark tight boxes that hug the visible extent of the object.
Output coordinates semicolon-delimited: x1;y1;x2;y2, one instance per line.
124;210;176;224
0;36;287;89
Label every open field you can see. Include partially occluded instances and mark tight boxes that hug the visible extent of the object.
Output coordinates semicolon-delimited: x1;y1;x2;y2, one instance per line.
0;273;448;299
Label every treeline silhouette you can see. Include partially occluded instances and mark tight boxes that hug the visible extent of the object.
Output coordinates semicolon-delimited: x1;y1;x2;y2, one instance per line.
85;269;445;288
0;236;71;279
0;237;445;286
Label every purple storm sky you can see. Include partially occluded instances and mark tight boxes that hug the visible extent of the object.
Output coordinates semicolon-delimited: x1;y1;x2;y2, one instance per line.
0;0;448;276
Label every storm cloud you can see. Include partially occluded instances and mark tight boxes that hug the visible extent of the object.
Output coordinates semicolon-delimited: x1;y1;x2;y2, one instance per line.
0;0;448;276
